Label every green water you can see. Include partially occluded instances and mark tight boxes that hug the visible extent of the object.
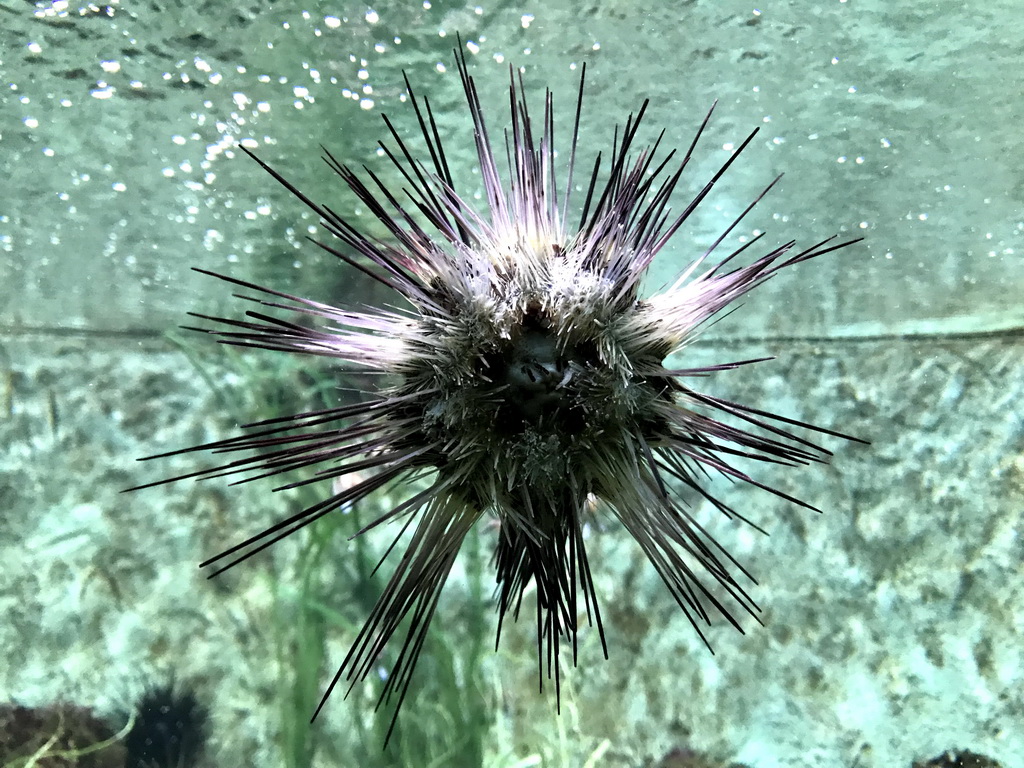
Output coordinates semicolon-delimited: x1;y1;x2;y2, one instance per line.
1;2;1021;766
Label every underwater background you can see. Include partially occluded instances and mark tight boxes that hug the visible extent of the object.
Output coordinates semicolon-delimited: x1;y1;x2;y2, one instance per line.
1;1;1021;766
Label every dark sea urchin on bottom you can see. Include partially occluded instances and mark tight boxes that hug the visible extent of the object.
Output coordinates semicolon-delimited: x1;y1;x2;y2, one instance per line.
122;684;208;768
130;44;864;738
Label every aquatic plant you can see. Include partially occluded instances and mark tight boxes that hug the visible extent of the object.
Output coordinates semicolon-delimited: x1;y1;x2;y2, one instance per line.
131;44;863;739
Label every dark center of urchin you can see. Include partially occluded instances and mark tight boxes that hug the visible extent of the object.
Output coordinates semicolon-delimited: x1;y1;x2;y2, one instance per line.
410;288;676;499
404;256;685;500
478;308;598;437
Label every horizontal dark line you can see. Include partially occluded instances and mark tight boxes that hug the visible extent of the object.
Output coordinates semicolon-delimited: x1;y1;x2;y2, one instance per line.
0;325;165;341
704;326;1024;345
0;324;1021;345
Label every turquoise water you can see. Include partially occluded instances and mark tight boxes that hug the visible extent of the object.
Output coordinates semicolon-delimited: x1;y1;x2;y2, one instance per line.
1;2;1021;766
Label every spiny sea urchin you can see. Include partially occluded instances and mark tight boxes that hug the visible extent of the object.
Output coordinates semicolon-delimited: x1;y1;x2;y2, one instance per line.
122;684;208;768
131;44;863;737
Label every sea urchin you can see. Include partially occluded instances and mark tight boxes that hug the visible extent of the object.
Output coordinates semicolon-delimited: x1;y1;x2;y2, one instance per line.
132;45;863;737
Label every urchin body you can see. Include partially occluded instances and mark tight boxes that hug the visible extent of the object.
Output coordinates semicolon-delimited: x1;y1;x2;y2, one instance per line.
401;234;686;666
408;240;674;511
133;44;862;736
